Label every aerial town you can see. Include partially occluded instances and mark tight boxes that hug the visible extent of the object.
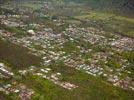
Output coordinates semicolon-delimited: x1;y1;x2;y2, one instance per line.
0;0;134;100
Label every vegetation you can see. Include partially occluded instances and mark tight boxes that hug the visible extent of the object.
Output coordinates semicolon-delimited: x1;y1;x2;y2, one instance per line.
0;0;134;100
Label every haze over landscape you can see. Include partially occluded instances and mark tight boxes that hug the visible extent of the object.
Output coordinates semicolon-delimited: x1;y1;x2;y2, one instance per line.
0;0;134;100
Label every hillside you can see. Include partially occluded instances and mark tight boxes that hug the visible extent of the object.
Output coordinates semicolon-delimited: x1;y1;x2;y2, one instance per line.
58;0;134;16
0;0;134;100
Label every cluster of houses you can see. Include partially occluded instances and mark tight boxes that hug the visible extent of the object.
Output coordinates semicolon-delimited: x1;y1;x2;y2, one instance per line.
0;82;34;100
64;25;107;45
63;57;104;76
0;5;134;92
0;63;14;78
19;66;78;90
114;77;134;91
0;63;34;100
0;21;133;91
0;15;29;19
111;37;134;51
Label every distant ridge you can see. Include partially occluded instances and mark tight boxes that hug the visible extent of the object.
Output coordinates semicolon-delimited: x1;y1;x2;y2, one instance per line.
1;0;134;16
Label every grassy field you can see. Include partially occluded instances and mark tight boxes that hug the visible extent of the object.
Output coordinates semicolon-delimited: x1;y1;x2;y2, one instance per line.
74;11;134;37
0;39;42;70
21;3;43;10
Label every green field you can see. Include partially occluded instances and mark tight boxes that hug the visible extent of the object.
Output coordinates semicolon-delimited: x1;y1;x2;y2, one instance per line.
74;11;134;37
